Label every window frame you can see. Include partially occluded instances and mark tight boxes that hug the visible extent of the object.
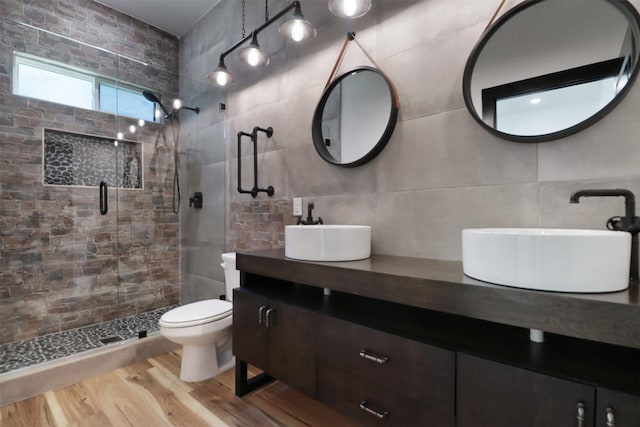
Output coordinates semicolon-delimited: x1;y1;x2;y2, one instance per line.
13;51;160;123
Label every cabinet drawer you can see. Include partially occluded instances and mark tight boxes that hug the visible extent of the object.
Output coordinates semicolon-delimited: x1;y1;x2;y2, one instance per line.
317;362;454;427
317;316;454;402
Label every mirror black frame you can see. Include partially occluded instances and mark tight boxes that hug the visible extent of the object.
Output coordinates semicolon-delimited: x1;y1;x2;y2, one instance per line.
462;0;640;143
312;66;399;167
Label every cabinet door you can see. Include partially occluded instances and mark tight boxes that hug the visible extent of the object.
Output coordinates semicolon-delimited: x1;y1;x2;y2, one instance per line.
267;300;317;397
596;388;640;427
457;353;595;427
232;289;269;370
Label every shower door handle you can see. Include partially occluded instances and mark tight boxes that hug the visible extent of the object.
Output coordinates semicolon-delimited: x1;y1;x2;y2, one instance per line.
99;181;108;215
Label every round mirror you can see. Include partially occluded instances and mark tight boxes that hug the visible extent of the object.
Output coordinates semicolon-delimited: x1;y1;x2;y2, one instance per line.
463;0;640;142
312;67;399;167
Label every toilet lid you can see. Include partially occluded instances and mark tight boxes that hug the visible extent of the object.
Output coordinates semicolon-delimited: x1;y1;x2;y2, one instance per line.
160;299;232;327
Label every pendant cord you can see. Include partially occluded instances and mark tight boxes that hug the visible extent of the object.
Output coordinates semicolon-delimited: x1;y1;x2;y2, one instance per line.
241;0;246;38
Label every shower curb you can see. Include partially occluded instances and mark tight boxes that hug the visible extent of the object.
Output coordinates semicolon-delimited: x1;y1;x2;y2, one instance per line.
0;333;178;407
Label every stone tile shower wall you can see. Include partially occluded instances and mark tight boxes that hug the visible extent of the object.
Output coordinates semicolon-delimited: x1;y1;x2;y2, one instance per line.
181;0;639;260
0;0;180;345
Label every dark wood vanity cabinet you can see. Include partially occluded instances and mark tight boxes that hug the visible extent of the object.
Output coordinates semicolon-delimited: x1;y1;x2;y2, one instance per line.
457;353;596;427
316;316;455;426
234;252;640;427
232;288;317;396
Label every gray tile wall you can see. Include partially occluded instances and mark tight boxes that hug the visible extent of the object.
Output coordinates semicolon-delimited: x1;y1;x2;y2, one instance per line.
178;0;640;297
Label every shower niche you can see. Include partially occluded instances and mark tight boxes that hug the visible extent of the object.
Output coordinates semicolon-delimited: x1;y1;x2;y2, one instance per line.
44;129;143;189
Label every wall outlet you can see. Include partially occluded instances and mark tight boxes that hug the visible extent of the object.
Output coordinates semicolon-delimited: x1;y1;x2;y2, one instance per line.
293;197;303;216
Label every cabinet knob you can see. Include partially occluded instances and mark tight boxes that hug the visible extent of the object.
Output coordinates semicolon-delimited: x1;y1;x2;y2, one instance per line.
359;349;390;364
605;407;615;427
258;305;267;325
359;400;389;419
576;402;586;427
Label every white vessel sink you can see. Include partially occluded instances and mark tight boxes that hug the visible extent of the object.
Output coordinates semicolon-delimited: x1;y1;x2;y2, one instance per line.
285;225;371;262
462;228;631;293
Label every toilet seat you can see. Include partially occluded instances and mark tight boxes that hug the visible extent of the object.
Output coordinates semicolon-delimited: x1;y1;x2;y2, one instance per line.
160;299;232;328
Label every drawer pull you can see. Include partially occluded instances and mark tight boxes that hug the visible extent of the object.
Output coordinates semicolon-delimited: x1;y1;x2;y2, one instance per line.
359;349;390;364
576;402;586;427
605;407;615;427
258;306;267;325
359;400;389;419
265;307;275;328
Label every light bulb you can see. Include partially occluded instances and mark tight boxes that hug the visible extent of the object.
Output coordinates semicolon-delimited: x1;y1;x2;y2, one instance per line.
138;119;145;127
116;132;124;140
329;0;371;19
129;125;136;133
173;99;182;110
343;0;357;17
291;21;304;42
248;49;260;67
216;72;228;86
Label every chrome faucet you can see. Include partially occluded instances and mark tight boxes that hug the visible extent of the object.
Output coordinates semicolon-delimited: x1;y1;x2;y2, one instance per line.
297;202;323;225
570;189;639;281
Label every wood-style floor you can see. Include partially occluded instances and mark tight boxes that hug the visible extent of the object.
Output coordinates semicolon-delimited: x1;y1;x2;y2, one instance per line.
0;350;362;427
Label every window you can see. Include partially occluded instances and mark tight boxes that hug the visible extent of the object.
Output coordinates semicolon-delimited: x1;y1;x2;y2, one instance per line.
15;56;95;109
98;83;156;123
13;52;159;122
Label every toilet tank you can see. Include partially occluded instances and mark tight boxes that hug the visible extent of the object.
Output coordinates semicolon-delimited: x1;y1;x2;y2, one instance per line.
221;252;239;302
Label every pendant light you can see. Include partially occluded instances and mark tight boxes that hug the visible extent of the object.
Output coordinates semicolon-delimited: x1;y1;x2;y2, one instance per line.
208;1;316;87
279;2;317;42
328;0;372;19
207;56;235;86
238;32;270;67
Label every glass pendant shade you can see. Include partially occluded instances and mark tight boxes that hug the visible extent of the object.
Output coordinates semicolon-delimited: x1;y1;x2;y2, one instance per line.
207;58;236;86
238;34;270;67
328;0;372;19
279;7;317;42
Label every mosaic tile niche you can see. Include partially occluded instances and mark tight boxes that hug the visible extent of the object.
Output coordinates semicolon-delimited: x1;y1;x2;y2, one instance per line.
44;129;143;189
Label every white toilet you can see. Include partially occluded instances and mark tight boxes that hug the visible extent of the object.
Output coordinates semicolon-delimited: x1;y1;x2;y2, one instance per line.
159;252;239;382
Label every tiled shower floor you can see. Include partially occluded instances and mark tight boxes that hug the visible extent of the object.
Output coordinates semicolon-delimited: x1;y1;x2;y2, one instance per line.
0;306;175;375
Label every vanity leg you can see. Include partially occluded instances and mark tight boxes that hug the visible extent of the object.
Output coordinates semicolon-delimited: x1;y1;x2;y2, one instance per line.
235;359;273;397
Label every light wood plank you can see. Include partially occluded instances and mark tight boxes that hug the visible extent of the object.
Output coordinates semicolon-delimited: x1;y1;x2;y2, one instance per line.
147;354;194;394
44;381;101;426
0;394;57;427
68;411;114;427
43;391;69;427
82;368;173;426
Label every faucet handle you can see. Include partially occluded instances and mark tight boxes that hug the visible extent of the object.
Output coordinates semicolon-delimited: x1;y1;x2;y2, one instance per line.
607;216;623;231
608;215;640;233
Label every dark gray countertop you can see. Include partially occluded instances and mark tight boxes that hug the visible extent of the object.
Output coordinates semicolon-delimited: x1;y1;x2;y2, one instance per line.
236;249;640;350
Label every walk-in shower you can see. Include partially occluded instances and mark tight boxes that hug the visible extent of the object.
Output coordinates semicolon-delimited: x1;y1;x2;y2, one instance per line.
0;12;181;379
